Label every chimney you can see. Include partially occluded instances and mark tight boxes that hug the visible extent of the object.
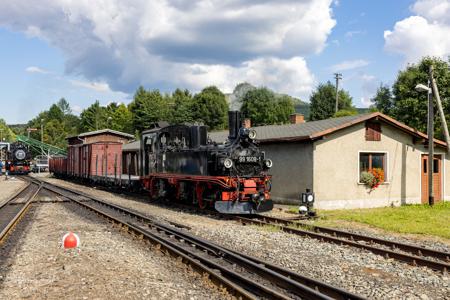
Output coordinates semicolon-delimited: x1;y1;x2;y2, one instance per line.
243;118;251;128
290;113;305;124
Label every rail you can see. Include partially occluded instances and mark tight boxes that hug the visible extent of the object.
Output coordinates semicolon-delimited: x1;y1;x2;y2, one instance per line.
28;176;365;300
235;215;450;273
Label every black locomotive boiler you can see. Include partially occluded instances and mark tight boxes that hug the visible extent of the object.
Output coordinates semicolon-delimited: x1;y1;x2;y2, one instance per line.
7;141;32;175
140;111;273;214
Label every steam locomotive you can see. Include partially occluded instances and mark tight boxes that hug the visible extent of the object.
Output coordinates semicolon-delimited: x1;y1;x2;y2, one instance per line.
7;141;31;175
49;111;274;214
140;111;274;214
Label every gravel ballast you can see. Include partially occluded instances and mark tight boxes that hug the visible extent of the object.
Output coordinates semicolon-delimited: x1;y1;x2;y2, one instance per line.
0;176;26;204
0;194;228;299
38;176;450;299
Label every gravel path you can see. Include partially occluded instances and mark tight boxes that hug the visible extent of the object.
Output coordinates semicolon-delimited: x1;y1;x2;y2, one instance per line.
37;176;450;300
0;176;26;204
0;196;228;299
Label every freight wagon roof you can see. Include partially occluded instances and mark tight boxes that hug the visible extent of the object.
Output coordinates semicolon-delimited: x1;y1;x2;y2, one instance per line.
208;112;447;147
77;129;134;139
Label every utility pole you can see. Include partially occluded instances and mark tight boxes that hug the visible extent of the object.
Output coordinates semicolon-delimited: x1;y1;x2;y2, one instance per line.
427;78;434;206
334;73;342;113
41;119;44;156
429;65;450;152
0;128;3;142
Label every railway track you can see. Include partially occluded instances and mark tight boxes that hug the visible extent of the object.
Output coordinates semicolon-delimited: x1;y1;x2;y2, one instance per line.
26;176;365;300
236;215;450;273
0;180;41;245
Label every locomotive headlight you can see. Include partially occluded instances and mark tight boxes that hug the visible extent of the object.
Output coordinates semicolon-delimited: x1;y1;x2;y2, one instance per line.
248;129;257;139
264;159;273;168
223;158;233;169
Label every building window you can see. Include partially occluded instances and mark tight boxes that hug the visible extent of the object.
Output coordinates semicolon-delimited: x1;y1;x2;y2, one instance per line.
365;121;381;141
359;152;387;182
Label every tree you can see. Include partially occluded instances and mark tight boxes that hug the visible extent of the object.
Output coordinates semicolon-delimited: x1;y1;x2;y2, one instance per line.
170;89;194;124
309;81;355;121
275;95;295;124
57;98;72;115
110;103;133;133
79;100;108;132
370;84;393;115
390;56;450;136
241;87;295;126
129;86;170;133
241;88;277;126
191;86;228;130
0;119;15;142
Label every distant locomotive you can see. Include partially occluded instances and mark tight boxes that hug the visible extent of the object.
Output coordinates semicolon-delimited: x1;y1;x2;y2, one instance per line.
7;141;31;175
140;111;273;214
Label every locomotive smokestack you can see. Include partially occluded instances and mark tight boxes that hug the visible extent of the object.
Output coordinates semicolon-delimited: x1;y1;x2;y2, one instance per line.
228;111;241;140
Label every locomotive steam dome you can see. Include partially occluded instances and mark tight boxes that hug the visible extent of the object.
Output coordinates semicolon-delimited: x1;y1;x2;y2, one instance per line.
15;149;26;160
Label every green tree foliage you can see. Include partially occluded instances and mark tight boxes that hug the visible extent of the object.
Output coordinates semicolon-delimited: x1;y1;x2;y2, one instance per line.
79;100;108;132
275;95;295;124
333;109;358;118
57;98;72;115
110;103;133;133
309;81;355;121
129;86;170;133
0;119;15;142
390;57;450;136
241;87;295;126
170;89;194;124
370;84;393;114
191;86;228;130
27;98;80;149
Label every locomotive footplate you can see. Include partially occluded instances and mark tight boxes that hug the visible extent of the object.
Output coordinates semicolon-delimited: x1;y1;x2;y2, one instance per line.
215;199;274;214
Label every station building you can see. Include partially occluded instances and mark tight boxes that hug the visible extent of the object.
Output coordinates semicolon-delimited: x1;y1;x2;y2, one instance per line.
209;112;450;209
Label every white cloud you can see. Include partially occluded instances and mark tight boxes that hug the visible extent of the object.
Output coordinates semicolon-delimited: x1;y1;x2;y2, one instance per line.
330;59;370;72
180;56;315;98
345;30;365;38
0;0;335;98
69;80;111;92
25;66;49;74
384;0;450;63
72;105;83;114
360;97;373;107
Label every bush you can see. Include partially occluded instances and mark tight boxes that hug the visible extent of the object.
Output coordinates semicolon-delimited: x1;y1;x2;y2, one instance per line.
360;171;375;186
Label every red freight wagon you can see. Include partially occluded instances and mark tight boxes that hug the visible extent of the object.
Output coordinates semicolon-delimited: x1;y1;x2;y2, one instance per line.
49;156;67;176
86;142;123;179
67;145;82;176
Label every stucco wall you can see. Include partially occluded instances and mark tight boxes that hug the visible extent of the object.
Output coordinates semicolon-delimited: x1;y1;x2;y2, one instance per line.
313;122;448;209
261;142;313;205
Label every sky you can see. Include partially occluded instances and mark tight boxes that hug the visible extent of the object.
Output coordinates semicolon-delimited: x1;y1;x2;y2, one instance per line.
0;0;449;124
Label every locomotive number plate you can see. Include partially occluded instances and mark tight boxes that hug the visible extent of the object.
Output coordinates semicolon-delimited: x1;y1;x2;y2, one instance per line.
238;156;259;163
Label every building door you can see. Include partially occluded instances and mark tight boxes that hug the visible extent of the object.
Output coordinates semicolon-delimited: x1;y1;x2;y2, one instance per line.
421;154;442;203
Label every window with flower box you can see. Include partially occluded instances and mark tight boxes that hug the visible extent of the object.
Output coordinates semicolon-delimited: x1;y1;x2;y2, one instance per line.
359;152;387;183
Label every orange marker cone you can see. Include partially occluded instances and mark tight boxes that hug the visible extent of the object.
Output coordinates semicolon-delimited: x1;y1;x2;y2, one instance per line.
62;232;80;249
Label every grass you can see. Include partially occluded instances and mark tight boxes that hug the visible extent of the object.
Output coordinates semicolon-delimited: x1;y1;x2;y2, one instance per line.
313;202;450;239
253;224;281;233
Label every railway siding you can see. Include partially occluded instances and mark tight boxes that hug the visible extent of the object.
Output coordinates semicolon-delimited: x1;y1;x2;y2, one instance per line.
35;175;450;300
0;198;228;299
